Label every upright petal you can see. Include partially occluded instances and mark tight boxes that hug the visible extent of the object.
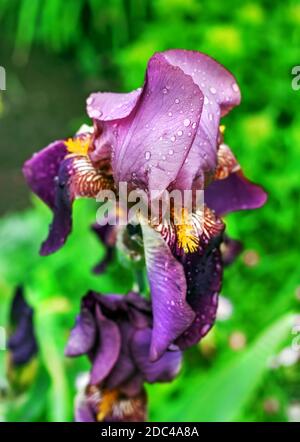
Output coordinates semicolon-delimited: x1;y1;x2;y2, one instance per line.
164;49;241;190
90;54;204;194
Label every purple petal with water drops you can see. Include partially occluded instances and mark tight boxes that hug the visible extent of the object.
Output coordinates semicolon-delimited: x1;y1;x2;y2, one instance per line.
8;287;38;366
87;89;142;121
23;140;67;209
164;49;241;191
104;321;137;390
131;328;182;383
90;53;203;193
140;223;195;361
175;245;223;349
205;171;267;216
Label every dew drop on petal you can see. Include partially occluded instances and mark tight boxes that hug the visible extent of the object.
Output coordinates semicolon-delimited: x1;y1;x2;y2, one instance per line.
170;136;176;142
232;83;239;92
162;87;168;94
168;149;174;155
183;118;191;127
192;122;197;129
168;111;173;117
175;98;180;104
210;87;217;94
145;151;151;160
177;130;183;136
204;96;209;105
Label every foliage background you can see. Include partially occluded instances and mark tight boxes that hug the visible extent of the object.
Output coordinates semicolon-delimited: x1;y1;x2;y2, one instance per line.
0;0;299;422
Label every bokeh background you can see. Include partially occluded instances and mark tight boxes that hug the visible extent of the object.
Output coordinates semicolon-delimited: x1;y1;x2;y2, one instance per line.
0;0;300;422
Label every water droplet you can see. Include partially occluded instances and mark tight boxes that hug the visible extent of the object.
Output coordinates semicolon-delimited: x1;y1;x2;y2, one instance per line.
232;83;239;92
145;151;151;160
177;130;183;136
210;87;217;94
170;136;176;142
175;98;180;104
89;109;102;118
209;113;213;121
204;96;209;105
192;122;197;129
183;118;191;127
168;111;173;117
162;87;168;94
168;149;174;155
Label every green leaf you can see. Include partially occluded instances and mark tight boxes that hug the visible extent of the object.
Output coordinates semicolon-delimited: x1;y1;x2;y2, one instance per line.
162;313;296;422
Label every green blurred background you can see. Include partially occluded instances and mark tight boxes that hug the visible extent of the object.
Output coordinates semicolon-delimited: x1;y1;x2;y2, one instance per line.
0;0;300;422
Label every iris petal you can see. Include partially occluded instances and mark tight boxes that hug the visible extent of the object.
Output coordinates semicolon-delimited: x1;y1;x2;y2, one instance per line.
140;223;195;361
131;328;182;383
205;170;267;216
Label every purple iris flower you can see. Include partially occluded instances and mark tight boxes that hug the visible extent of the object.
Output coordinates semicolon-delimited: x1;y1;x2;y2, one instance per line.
8;286;38;366
23;49;267;361
65;291;182;422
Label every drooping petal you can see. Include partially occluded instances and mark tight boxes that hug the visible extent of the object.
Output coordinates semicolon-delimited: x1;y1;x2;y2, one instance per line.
65;307;96;357
131;328;182;383
40;154;114;255
23;140;67;209
205;170;267;216
163;49;241;116
175;245;223;349
140;223;195;361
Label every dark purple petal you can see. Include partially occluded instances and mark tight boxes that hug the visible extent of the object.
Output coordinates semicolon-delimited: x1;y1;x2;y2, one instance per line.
221;235;243;266
91;224;116;274
40;154;113;256
90;304;121;385
104;321;136;390
175;245;223;349
65;307;96;357
39;156;75;255
8;287;38;366
141;223;195;361
131;328;182;383
23;140;67;209
205;171;267;216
